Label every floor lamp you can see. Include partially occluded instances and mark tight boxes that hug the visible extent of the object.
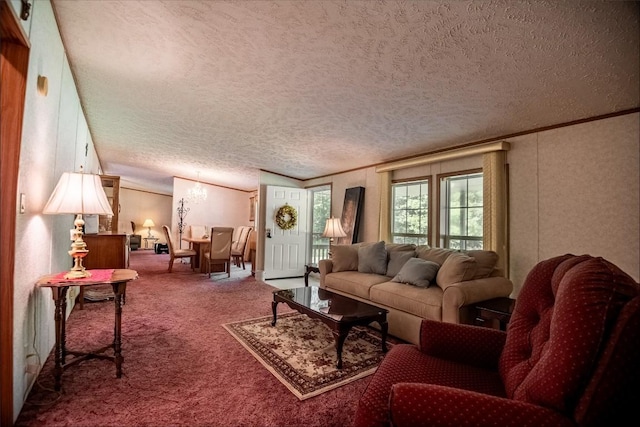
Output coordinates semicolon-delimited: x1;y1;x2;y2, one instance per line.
322;217;346;257
43;170;114;279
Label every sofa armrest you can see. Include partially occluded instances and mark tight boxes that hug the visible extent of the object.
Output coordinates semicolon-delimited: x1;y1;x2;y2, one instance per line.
389;383;574;427
441;276;513;323
419;319;505;369
318;259;333;288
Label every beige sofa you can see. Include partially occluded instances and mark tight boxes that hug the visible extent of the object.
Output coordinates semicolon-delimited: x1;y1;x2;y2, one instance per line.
319;242;513;345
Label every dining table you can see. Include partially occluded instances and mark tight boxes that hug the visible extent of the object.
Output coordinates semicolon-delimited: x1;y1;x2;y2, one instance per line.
181;236;210;272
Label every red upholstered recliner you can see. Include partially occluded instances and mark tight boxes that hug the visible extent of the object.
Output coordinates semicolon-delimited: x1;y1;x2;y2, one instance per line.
353;254;640;427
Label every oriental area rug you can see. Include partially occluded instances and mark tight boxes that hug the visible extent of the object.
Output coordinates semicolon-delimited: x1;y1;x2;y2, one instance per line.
223;312;393;400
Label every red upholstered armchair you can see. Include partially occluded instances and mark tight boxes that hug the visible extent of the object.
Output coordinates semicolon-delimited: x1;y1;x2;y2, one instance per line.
354;254;640;427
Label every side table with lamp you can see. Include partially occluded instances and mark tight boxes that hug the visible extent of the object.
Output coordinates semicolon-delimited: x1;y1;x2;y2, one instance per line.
322;216;346;258
142;218;159;249
41;168;139;389
304;217;347;287
43;169;136;309
42;167;114;279
36;269;137;390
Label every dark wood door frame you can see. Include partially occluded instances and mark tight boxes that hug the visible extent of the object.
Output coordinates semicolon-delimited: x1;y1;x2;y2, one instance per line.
1;1;29;424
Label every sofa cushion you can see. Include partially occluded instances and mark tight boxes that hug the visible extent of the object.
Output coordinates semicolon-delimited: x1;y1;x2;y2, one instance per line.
385;243;417;252
370;281;444;320
331;244;360;272
436;252;477;289
465;250;499;279
386;250;416;278
391;258;439;288
416;247;454;265
324;271;389;300
358;241;388;275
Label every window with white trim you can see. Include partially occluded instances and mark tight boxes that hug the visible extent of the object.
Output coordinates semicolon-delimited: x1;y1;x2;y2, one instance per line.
439;172;483;250
391;180;429;245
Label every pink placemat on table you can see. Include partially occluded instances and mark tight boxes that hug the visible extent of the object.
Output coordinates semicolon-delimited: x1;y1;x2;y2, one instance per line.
48;269;115;284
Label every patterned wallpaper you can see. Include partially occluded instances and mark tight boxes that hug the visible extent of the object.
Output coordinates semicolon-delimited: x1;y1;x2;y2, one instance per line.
51;0;639;193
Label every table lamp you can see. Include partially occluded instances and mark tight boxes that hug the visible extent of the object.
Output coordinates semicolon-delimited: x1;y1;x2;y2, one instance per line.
43;169;114;279
322;217;347;257
142;219;155;238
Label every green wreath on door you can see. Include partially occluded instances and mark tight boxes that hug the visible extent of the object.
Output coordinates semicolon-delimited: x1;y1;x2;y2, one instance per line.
275;204;297;230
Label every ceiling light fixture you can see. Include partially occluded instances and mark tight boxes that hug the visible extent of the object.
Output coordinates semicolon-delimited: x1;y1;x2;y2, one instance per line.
187;172;207;204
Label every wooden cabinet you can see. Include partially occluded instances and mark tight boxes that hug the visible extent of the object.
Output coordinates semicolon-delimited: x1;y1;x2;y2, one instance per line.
83;233;129;269
99;175;120;233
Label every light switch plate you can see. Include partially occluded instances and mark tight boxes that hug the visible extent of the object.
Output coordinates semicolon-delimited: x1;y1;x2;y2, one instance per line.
19;193;26;214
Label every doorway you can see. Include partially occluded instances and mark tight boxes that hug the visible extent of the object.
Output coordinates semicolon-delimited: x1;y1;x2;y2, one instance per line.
1;2;30;424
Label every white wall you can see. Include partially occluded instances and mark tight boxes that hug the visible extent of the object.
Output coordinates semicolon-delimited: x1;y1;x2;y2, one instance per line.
119;188;173;244
169;177;252;247
11;0;103;420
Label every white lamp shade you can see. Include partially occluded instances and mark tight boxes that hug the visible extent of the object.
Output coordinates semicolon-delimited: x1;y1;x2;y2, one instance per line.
322;217;347;239
143;219;155;228
43;172;113;215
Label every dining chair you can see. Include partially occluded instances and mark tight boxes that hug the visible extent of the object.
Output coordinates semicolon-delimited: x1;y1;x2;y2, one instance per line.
186;225;208;250
204;227;234;278
129;220;141;251
162;225;196;273
231;226;253;270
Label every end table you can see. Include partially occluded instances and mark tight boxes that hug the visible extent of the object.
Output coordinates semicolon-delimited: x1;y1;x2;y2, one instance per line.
474;297;515;331
143;236;159;249
37;269;137;390
304;264;320;287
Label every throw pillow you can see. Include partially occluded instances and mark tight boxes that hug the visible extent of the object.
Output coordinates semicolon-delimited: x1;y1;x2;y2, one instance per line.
436;252;477;289
358;241;388;275
415;247;454;266
385;243;417;252
386;250;415;278
331;244;360;272
465;250;499;278
391;258;440;288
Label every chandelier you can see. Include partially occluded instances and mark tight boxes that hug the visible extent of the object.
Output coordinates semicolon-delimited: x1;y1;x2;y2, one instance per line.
187;172;207;204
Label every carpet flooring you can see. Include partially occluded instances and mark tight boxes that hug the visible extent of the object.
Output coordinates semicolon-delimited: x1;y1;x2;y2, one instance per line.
224;313;391;400
15;251;375;426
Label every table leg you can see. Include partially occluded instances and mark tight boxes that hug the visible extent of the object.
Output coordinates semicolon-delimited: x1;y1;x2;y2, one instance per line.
112;282;126;378
52;286;69;391
271;300;279;326
332;328;351;369
379;317;389;353
194;242;203;271
78;287;84;310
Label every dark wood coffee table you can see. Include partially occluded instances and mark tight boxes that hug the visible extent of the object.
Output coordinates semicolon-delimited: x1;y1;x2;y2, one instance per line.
271;287;388;369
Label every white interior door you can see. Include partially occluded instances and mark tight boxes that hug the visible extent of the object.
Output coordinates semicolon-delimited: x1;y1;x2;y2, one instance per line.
263;185;308;280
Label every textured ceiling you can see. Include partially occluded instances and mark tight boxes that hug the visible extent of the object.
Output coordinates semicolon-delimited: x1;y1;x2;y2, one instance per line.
52;0;639;194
